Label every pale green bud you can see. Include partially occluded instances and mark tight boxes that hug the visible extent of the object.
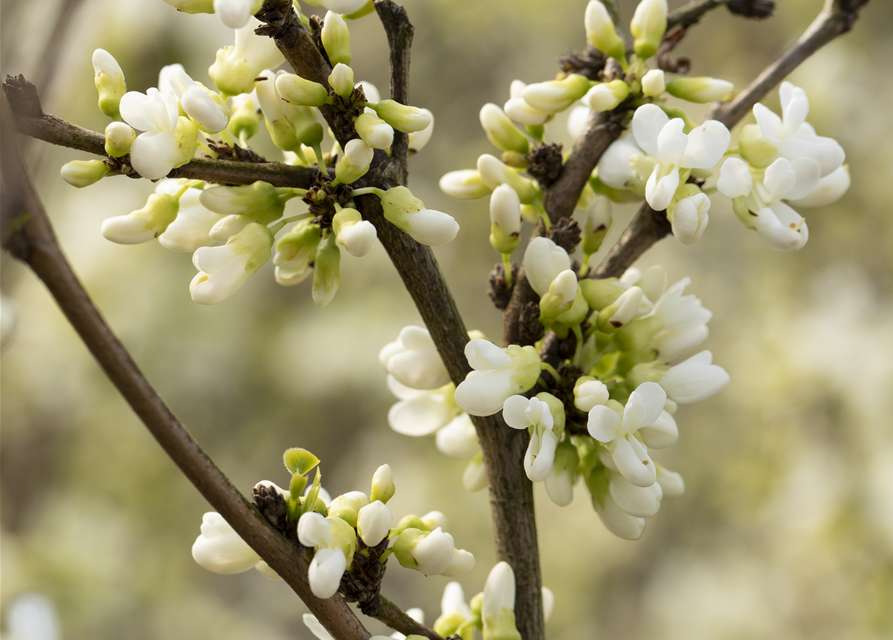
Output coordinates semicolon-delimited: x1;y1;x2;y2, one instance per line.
580;195;612;254
393;515;427;535
579;277;625;310
630;0;668;60
372;100;433;133
332;206;376;257
229;92;262;141
585;1;626;62
597;285;643;331
335;139;374;184
328;63;355;99
327;491;367;528
370;464;396;503
738;123;777;168
274;221;321;286
200;181;284;219
101;193;179;244
479;104;529;154
439;170;490;200
521;74;591;113
666;77;734;103
377;186;459;246
104;122;135;158
173;116;200;167
585;79;629;111
489;184;522;254
660;105;698;133
327;515;358;564
477;154;540;205
554;285;589;329
321;10;352;66
312;233;341;308
355;112;394;149
284;448;320;475
275;72;330;107
92;49;126;118
60;160;109;188
162;0;214;13
641;69;666;97
539;270;578;320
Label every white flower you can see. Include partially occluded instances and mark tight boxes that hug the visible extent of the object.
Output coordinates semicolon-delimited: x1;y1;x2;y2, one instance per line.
523;237;571;296
192;512;260;574
435;414;480;458
596;135;655;196
408;109;434;151
298;512;335;547
209;18;285;96
788;165;850;208
309;547;347;599
439;169;490;199
101;191;179;244
574;379;609;412
482;562;516;632
591;477;646;540
119;88;190;180
158;185;224;252
454;339;541;417
669;192;710;245
619;264;667;304
522;74;590;114
332;206;376;257
659;350;729;403
608;470;662;517
190;222;273;304
647;276;712;360
213;0;263;28
503;395;559;482
411;528;455;575
440;548;476;577
434;582;473;636
357;501;393;546
355;112;395;149
656;465;685;499
335;138;374;185
379;326;450;390
753;81;845;177
587;382;666;486
386;376;461;436
303;614;334;640
632;104;730;211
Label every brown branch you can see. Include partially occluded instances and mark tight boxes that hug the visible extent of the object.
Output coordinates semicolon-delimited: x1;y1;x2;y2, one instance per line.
378;597;441;640
667;0;728;29
374;1;414;185
593;0;868;280
0;101;371;640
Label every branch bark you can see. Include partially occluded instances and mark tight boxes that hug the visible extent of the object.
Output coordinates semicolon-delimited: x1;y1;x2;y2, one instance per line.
667;0;728;29
0;101;370;640
593;0;868;280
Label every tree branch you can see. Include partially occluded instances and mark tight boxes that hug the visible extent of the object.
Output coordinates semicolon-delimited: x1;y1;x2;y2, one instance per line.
374;1;414;185
593;0;868;280
667;0;728;29
378;597;441;640
0;101;371;640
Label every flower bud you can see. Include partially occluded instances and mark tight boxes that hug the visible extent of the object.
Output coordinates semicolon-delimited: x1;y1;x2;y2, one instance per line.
477;154;539;204
355;112;394;149
523;237;571;296
92;49;126;118
335;139;374;185
521;74;591;113
332;206;377;257
408;110;434;152
489;184;522;254
579;277;626;310
539;270;578;319
439;170;490;199
630;0;668;60
666;77;734;103
421;511;448;531
394;528;455;576
479;104;529;154
545;440;579;507
597;285;644;330
104;122;135;157
298;512;334;548
163;0;214;13
275;73;330;107
370;464;396;503
585;1;626;62
308;547;347;599
641;69;666;97
372;100;433;133
274;221;321;286
313;233;341;308
579;194;612;255
200;180;284;220
574;377;610;412
441;549;476;577
668;188;710;245
60;160;109;188
229;91;262;140
101;193;179;244
328;63;355;99
327;491;368;528
482;562;520;640
190;223;273;304
321;10;352;66
378;186;459;246
192;512;260;574
585;79;629;112
357;501;392;546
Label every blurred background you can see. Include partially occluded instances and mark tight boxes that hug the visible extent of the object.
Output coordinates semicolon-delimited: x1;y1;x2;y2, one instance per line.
2;0;892;638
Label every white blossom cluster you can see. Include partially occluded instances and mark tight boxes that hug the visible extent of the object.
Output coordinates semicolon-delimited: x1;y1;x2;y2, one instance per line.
63;4;455;307
191;450;474;600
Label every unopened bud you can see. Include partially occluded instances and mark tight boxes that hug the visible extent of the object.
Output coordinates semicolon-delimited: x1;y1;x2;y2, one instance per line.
275;73;330;107
480;104;529;154
580;195;612;254
92;49;126;118
666;77;734;103
104;122;135;157
489;184;522;254
540;270;578;320
370;464;396;503
521;74;591;113
630;0;668;60
321;10;351;66
328;63;355;99
355;112;394;149
373;100;433;133
60;160;109;188
585;80;629;112
585;1;626;62
312;233;341;308
335;138;373;185
641;69;666;97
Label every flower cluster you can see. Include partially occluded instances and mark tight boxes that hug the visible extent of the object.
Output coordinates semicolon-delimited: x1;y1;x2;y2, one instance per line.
440;0;847;254
63;4;454;307
191;448;474;599
381;259;729;539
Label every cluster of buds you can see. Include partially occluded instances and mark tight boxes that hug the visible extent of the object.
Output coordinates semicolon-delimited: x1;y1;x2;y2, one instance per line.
66;0;456;306
191;449;474;599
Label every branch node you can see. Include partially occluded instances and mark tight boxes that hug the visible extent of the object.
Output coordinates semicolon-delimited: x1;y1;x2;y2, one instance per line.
3;75;44;118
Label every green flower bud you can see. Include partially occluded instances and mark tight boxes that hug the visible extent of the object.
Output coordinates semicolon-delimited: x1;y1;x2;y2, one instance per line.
275;73;330;107
372;100;433;133
312;233;341;308
104;122;135;158
92;49;126;118
60;160;109;188
274;221;321;286
321;10;352;66
579;277;626;310
666;77;734;104
335;139;373;184
585;79;629;112
479;104;530;154
101;193;179;244
327;492;367;528
738;123;777;168
585;1;626;62
630;0;668;60
489;184;522;254
540;270;578;320
229;92;262;141
378;186;459;246
554;285;589;329
328;514;358;564
580;195;612;255
328;63;355;99
370;464;396;504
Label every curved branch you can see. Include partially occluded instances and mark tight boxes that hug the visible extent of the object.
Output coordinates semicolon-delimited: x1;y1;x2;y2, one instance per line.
667;0;728;29
0;101;371;640
594;0;868;280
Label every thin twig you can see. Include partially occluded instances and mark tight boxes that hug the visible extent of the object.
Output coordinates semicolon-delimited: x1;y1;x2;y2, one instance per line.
374;1;414;185
593;0;869;280
378;597;441;640
0;101;371;640
667;0;728;29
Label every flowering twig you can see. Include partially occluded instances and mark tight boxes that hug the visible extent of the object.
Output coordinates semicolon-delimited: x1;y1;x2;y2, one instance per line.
0;101;372;640
593;0;868;280
374;1;414;184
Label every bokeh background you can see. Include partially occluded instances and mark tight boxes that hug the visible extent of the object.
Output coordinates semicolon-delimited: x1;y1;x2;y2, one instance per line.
2;0;893;638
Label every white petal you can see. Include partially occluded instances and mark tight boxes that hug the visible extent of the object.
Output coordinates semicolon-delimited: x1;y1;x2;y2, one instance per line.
440;549;475;577
638;410;678;449
656;119;688;165
632;104;668;157
412;528;455;575
482;562;515;619
435;414;480;458
523;237;571;296
645;165;679;211
465;338;512;370
609;473;661;517
298;512;334;548
388;395;456;436
303;614;334;640
630;382;667;427
753;103;782;143
309;548;347;599
595;492;645;540
545;467;574;506
609;436;657;487
786;157;821;201
130;131;180;180
587;405;623;442
788;165;849;208
524;427;558;482
441;582;472;617
119;92;154;132
192;512;260;574
454;369;514;417
680;120;730;169
716;157;753;198
754;203;809;251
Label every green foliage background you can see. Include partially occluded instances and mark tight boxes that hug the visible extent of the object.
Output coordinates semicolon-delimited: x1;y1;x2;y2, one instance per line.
2;1;892;638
